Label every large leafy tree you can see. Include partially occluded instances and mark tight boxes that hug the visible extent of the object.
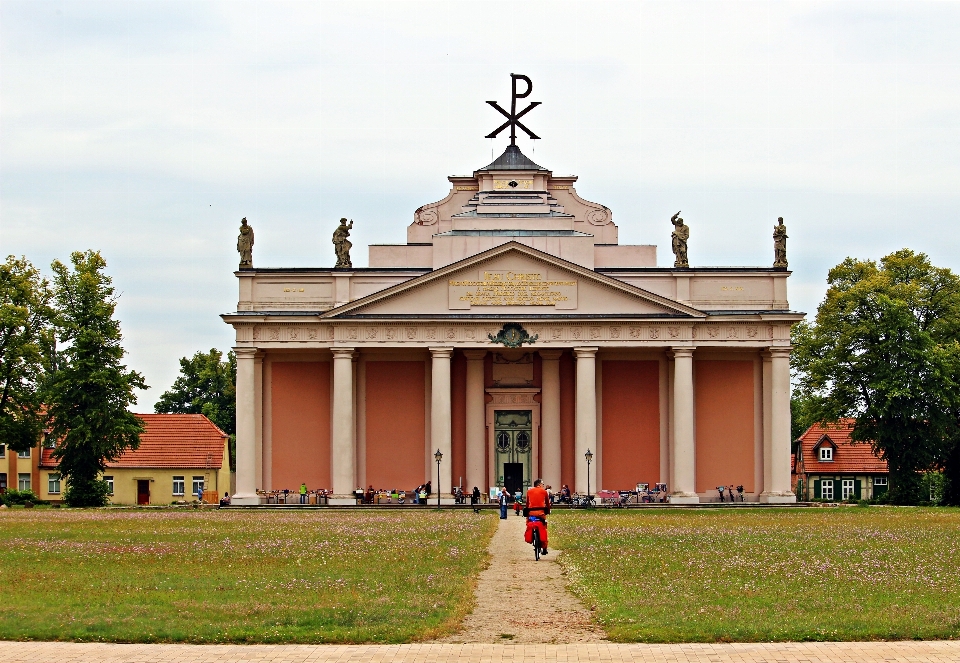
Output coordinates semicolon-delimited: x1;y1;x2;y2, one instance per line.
154;349;236;468
0;256;54;452
46;251;147;507
793;249;960;505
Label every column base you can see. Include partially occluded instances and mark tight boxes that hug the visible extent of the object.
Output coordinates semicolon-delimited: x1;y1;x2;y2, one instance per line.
758;492;797;504
668;493;700;504
230;494;263;506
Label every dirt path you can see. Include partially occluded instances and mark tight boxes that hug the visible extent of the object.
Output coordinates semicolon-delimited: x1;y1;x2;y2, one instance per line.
433;513;606;644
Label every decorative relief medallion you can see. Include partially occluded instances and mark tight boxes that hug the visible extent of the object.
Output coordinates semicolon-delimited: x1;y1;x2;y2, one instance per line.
446;328;457;339
269;327;280;341
585;207;611;225
668;327;680;339
308;328;318;340
366;327;378;340
746;326;758;338
767;326;775;339
629;326;642;339
253;326;261;340
726;327;737;339
289;327;299;340
415;207;439;225
553;328;563;339
347;327;358;340
406;327;417;340
610;326;621;339
589;326;601;339
571;327;583;340
488;322;538;348
649;328;660;340
708;327;720;338
465;329;476;340
426;327;437;340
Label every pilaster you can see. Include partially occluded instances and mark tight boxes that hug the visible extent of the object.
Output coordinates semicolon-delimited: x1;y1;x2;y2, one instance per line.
669;347;698;503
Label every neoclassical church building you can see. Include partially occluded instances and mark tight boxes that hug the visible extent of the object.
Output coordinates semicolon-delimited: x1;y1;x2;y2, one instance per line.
224;88;800;505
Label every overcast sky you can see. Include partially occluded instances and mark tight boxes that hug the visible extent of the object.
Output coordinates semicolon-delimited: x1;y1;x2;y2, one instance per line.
2;0;959;408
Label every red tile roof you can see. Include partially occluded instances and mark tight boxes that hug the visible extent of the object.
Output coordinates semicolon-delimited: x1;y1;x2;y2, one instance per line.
41;414;227;470
795;419;888;475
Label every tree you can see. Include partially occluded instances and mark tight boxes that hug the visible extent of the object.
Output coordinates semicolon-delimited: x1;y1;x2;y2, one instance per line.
154;348;236;469
0;256;54;453
792;250;960;505
46;251;147;507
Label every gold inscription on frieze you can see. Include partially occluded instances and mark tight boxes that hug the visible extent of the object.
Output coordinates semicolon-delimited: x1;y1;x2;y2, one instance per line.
448;271;576;306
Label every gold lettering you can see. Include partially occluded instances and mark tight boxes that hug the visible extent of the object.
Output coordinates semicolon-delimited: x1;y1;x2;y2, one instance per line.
452;272;575;306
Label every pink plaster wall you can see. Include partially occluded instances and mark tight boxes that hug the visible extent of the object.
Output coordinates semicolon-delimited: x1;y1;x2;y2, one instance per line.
694;360;755;493
601;360;660;489
365;361;426;490
271;361;331;491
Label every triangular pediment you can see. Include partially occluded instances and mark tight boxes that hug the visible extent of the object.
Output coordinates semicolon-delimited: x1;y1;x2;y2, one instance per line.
323;243;704;319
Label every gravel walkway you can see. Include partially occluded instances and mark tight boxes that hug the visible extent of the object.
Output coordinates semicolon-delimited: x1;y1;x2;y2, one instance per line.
432;512;606;644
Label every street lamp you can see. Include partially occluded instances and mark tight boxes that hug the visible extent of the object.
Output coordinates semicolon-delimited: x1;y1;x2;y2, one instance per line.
434;448;443;507
584;448;594;500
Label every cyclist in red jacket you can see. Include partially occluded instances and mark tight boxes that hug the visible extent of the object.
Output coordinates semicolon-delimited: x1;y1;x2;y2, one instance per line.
524;479;550;554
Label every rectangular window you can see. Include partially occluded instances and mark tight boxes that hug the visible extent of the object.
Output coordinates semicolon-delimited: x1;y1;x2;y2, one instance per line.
48;473;61;494
17;448;30;458
192;476;205;497
0;473;7;490
819;447;833;461
0;444;5;458
842;479;855;500
103;476;114;494
173;476;185;496
874;477;887;486
18;473;31;491
44;434;55;449
821;479;834;501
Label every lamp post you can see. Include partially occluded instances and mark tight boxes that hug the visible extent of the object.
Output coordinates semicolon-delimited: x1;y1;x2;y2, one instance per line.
584;448;594;501
434;448;443;507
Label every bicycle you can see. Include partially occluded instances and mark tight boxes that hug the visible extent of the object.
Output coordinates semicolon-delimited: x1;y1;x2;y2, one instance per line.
532;521;541;561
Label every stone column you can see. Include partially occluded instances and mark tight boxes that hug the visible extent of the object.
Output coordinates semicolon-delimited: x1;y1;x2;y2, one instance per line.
540;350;563;490
669;348;699;503
232;347;260;505
430;348;453;500
574;347;598;495
331;348;356;502
254;352;264;491
760;347;797;502
464;350;487;493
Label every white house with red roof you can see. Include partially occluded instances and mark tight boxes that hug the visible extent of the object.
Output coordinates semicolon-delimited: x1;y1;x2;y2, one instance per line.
793;419;889;502
38;414;231;505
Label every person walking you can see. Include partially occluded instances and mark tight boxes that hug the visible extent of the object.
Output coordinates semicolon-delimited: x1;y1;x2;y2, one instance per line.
498;487;509;519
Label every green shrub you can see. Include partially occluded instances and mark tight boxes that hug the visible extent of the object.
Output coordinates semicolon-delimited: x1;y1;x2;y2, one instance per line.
857;499;870;507
63;478;111;507
1;489;42;506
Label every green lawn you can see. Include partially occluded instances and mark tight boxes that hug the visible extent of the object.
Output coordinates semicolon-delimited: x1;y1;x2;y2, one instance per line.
552;507;960;642
0;508;497;644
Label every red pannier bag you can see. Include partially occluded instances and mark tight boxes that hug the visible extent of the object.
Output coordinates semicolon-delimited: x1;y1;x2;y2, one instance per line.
524;518;547;546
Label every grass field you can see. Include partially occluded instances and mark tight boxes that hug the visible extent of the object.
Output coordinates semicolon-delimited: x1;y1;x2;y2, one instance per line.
0;508;497;644
552;506;960;643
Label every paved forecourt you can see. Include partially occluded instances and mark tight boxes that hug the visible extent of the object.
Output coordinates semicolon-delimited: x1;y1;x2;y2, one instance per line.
3;641;960;662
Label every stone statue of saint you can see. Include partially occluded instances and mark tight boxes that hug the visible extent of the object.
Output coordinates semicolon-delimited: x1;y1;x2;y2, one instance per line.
773;217;788;268
671;211;689;268
237;217;254;269
333;218;354;269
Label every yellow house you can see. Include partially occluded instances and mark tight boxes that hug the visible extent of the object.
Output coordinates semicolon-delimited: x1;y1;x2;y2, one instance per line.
38;413;232;505
0;440;41;496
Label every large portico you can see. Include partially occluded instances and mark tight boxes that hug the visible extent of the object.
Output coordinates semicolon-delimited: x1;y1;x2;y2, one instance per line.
224;134;800;505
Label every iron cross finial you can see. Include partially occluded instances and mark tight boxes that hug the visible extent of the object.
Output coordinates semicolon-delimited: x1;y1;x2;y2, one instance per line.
485;74;541;145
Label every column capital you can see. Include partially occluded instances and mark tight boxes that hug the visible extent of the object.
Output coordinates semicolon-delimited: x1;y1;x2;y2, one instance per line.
233;347;259;358
573;346;599;359
463;349;488;361
331;347;356;358
429;347;454;359
762;346;793;360
538;349;564;360
669;347;695;359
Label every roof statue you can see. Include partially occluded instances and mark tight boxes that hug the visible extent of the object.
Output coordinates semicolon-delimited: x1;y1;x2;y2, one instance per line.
485;74;541;146
237;217;254;269
773;217;788;268
670;211;689;268
333;218;354;269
